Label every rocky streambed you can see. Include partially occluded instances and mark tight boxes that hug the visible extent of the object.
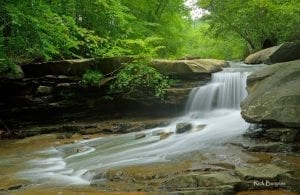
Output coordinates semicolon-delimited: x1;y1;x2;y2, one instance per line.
0;126;299;194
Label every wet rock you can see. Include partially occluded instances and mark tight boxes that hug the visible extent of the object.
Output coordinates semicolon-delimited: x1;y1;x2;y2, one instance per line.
264;128;299;143
59;125;83;132
114;171;124;179
241;60;300;127
196;172;241;187
165;172;240;189
82;128;101;134
83;135;91;139
151;129;164;136
243;128;265;139
7;184;23;190
105;170;128;181
164;88;192;105
135;133;146;139
160;132;174;140
279;129;299;143
209;162;236;170
187;165;226;172
56;133;73;139
102;123;132;134
235;164;290;180
84;124;98;129
56;83;73;88
48;102;60;107
247;142;297;153
164;174;198;189
194;124;206;131
166;188;235;195
176;123;192;134
36;85;52;94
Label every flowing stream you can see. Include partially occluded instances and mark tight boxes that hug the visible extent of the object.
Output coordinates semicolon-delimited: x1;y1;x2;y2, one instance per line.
17;62;263;186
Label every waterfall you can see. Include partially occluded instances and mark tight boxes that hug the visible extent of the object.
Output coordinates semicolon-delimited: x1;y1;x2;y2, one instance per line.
185;71;249;112
17;63;259;186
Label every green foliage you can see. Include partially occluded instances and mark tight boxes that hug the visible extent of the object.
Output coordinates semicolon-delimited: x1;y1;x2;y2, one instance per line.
198;0;300;52
2;1;109;62
111;61;169;99
4;2;78;62
104;37;165;58
81;70;103;87
178;22;246;60
1;0;298;63
0;58;23;79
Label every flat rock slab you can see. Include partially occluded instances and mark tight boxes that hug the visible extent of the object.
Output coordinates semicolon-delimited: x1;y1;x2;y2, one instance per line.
151;59;228;77
165;172;241;189
235;164;290;180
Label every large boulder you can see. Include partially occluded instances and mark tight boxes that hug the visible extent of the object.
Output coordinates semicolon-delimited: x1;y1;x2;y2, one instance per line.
245;41;300;64
241;60;300;127
150;59;228;78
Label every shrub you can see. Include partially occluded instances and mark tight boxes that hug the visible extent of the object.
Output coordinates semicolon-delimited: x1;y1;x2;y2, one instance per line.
0;59;23;79
110;61;169;99
80;70;103;87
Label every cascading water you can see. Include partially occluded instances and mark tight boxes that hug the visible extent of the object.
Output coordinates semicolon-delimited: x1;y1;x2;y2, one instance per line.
17;62;260;186
185;71;249;112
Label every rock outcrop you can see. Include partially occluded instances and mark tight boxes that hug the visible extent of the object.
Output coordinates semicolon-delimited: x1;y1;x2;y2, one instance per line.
150;59;228;78
245;41;300;64
241;60;300;127
235;164;290;180
21;57;132;77
0;58;212;132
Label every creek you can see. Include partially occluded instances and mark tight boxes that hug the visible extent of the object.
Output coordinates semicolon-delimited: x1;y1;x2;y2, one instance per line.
3;62;298;194
14;62;263;186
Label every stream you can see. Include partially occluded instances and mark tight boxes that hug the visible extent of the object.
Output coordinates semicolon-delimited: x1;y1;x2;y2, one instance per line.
1;62;299;193
16;63;260;184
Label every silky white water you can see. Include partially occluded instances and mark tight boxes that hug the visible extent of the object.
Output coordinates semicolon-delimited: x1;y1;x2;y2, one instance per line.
17;62;263;186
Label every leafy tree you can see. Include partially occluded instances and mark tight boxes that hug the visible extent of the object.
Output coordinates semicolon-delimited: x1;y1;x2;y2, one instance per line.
179;22;246;60
198;0;300;52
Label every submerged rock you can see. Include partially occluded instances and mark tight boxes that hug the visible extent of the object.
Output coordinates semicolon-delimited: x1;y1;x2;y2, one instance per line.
176;123;192;134
241;60;300;127
160;132;174;140
245;41;300;64
135;133;146;139
194;124;206;132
